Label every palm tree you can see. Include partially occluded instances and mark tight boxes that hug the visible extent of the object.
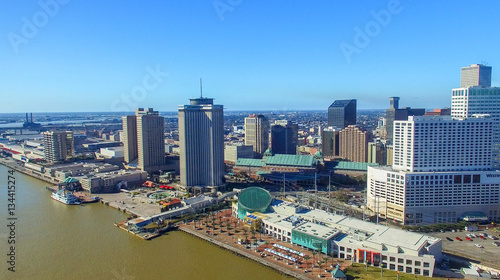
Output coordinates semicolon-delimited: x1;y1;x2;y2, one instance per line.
312;251;317;272
303;255;311;272
242;227;248;244
323;257;329;270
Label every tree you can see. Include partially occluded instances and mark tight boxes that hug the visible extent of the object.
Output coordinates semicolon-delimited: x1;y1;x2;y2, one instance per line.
242;227;248;244
303;255;311;272
323;257;329;269
312;251;317;271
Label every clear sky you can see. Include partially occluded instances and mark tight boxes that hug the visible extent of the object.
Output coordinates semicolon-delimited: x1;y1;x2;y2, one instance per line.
1;0;499;113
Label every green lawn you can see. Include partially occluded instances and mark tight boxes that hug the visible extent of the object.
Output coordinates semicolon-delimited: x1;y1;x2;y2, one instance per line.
345;263;448;280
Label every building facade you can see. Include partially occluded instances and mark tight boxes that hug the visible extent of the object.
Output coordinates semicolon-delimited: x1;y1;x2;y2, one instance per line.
42;131;74;163
244;114;270;158
339;125;369;162
328;99;356;129
461;64;492;88
122;108;165;172
224;144;254;164
321;128;339;157
247;204;442;277
271;120;298;155
178;97;225;188
367;115;500;224
385;97;425;141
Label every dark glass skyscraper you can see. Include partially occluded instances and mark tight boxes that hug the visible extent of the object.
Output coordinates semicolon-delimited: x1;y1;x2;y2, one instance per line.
328;99;356;129
270;120;298;155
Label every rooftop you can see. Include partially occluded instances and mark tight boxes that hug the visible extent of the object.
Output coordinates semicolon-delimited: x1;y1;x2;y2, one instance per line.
329;99;356;108
293;222;340;240
264;154;317;167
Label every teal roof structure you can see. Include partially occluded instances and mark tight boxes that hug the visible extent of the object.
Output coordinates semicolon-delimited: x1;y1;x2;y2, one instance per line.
331;267;347;279
265;154;316;167
235;158;265;167
333;161;378;171
237;187;272;219
63;177;79;183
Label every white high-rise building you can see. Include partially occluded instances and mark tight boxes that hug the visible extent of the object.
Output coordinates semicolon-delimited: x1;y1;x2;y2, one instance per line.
451;86;500;168
367;115;500;224
392;116;493;172
451;87;500;120
178;97;225;188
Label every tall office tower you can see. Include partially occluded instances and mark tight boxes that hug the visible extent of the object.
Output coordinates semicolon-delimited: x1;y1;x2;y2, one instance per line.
321;127;339;157
452;65;500;168
244;114;269;158
389;97;399;110
270;120;298;155
461;64;492;88
367;140;387;165
179;97;225;188
327;99;356;129
385;97;425;141
367;115;499;225
42;131;74;162
338;125;369;162
122;108;165;172
122;115;138;163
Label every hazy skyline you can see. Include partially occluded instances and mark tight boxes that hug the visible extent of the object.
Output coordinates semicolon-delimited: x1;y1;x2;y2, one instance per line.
1;1;499;113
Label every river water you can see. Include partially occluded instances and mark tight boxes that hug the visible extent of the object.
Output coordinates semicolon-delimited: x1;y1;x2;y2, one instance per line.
0;165;287;280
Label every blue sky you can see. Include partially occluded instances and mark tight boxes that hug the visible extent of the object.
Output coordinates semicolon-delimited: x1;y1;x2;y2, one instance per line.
1;0;499;113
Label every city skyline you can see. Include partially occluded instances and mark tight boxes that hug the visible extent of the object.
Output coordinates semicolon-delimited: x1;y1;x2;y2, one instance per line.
1;1;500;113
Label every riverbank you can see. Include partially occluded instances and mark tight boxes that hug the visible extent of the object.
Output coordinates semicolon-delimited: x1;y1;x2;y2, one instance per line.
179;226;311;280
0;157;59;185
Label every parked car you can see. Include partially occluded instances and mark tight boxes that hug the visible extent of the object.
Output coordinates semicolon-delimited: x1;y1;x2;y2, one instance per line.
446;237;453;241
456;237;462;241
475;244;484;248
465;237;472;241
479;236;486;240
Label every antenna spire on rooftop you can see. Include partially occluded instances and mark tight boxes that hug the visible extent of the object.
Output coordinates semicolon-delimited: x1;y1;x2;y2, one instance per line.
200;78;203;98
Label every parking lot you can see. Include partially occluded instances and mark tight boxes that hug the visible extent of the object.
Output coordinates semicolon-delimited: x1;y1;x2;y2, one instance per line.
429;229;500;268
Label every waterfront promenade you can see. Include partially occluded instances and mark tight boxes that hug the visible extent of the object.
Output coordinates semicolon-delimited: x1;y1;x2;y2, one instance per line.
179;209;349;279
0;157;59;185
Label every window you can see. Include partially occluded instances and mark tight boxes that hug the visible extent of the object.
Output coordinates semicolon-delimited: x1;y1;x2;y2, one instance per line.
398;258;404;264
406;260;412;265
423;262;430;268
390;257;395;262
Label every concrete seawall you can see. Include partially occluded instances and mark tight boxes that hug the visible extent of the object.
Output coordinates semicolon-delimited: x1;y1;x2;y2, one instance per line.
178;226;308;280
0;159;59;185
